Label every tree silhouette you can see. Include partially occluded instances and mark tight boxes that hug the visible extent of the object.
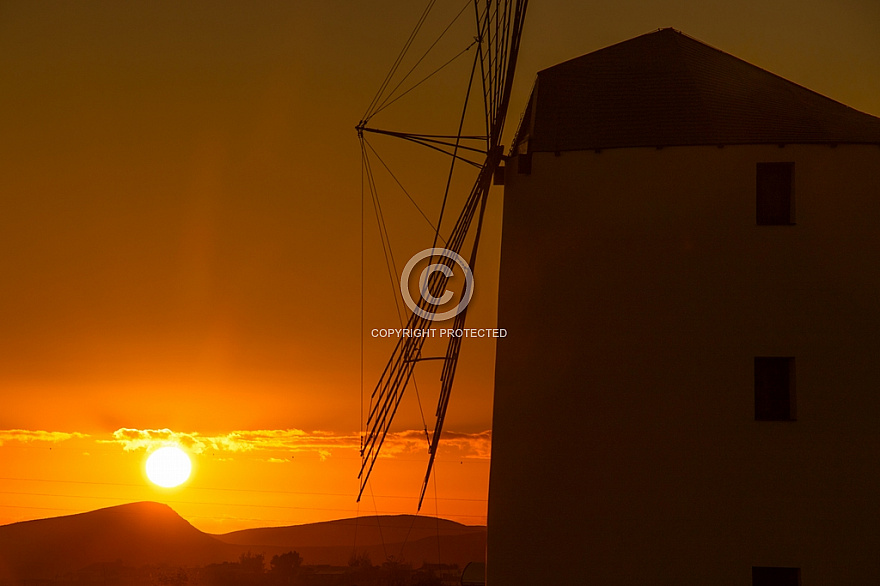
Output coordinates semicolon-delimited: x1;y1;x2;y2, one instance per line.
347;550;372;568
269;551;302;584
157;567;188;586
239;551;265;574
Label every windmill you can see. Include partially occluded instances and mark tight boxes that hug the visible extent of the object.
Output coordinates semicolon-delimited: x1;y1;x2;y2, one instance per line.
356;0;529;509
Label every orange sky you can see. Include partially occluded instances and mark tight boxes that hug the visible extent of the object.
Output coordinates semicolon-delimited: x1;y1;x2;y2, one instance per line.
1;0;878;533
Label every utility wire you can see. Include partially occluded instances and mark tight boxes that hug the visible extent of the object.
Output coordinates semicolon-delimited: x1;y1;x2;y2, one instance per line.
0;476;488;502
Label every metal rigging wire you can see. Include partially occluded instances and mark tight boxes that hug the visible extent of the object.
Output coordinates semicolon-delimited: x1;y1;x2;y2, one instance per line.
362;0;438;123
369;0;474;119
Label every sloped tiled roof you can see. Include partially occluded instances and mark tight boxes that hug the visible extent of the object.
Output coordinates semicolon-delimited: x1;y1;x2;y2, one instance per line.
516;28;880;152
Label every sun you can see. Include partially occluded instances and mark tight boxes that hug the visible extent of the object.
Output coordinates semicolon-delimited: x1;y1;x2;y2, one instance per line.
145;446;192;488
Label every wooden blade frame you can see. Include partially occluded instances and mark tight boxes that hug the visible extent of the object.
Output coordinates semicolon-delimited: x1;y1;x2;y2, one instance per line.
358;0;529;509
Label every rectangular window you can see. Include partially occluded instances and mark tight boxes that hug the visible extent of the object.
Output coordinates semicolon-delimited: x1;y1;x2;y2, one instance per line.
493;164;505;185
517;152;532;175
754;357;796;421
756;162;794;225
752;566;800;586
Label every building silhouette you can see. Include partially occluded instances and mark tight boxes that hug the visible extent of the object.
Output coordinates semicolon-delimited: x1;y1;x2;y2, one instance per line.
489;28;880;585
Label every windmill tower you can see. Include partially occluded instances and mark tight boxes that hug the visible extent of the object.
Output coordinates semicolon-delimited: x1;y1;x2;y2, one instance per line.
489;28;880;585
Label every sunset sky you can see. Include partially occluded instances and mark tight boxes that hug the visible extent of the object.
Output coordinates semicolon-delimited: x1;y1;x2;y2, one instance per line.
2;0;879;534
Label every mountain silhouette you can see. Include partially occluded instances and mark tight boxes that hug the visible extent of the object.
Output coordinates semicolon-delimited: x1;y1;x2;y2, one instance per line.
0;502;232;581
216;514;486;566
220;514;482;548
0;503;486;582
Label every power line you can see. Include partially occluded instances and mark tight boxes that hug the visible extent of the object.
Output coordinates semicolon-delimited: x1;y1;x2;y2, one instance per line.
0;476;488;502
0;489;487;520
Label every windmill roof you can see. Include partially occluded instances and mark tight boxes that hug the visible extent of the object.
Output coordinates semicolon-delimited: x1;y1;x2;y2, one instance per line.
516;28;880;152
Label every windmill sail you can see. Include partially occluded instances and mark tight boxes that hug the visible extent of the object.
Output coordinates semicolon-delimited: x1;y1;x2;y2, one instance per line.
357;0;528;509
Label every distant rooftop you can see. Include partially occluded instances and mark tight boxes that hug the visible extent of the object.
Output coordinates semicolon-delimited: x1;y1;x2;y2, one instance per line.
514;28;880;152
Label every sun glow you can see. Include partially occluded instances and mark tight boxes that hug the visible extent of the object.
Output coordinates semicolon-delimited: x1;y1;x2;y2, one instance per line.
145;446;192;488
